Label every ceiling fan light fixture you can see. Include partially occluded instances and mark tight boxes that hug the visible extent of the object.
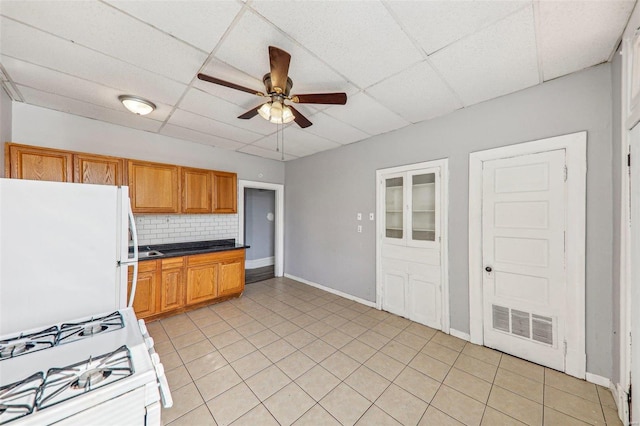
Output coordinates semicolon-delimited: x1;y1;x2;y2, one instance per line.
118;95;156;115
257;101;295;124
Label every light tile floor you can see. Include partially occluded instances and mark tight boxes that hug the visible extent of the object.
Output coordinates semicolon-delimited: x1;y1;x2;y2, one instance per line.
151;277;622;426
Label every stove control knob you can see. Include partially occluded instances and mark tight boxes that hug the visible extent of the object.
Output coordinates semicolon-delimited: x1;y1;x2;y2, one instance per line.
150;353;160;366
138;319;148;336
145;336;155;350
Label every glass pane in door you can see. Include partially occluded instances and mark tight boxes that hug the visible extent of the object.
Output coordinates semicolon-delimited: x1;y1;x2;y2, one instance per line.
412;173;435;241
385;177;403;238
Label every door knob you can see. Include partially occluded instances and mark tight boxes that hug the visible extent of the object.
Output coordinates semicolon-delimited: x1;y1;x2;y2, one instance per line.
485;266;492;272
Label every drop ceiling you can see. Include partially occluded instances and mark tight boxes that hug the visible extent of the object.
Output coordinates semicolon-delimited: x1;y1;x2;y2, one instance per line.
0;0;635;161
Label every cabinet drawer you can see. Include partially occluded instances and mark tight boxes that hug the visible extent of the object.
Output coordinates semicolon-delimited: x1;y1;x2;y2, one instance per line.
137;259;159;273
162;257;185;270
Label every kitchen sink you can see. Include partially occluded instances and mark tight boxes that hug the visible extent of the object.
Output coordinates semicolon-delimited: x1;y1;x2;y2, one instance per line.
138;250;163;258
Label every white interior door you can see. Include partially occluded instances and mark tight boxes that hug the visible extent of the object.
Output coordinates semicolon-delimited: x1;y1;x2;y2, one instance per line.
630;123;640;422
482;149;567;371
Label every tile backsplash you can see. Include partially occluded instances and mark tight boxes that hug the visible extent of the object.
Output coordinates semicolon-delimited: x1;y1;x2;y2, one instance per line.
134;214;238;246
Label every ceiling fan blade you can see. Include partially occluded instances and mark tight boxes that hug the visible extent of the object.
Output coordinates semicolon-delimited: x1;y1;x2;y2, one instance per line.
291;92;347;105
237;105;262;120
288;105;312;128
197;73;264;96
269;46;291;94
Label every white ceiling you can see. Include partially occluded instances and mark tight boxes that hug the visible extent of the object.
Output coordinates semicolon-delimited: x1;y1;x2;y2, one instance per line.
0;0;635;161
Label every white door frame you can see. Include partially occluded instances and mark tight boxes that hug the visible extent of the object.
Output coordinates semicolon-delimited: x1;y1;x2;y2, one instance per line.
468;131;587;378
238;180;284;277
375;158;450;333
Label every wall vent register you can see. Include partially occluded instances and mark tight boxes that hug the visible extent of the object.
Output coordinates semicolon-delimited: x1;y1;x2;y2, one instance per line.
492;304;554;346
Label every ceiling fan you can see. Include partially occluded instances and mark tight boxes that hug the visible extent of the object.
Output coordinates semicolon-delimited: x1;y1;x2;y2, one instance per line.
197;46;347;128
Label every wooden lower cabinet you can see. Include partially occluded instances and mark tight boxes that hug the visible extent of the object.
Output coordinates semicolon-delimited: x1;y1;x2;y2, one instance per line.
128;250;244;320
128;260;159;319
160;257;185;312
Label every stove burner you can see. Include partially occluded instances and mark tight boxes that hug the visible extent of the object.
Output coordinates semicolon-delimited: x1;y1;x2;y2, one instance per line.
57;312;124;345
37;345;133;410
79;323;108;336
0;327;58;361
0;340;34;358
73;369;112;389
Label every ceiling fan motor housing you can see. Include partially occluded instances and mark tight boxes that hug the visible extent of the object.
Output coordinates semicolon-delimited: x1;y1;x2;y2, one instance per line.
263;73;293;96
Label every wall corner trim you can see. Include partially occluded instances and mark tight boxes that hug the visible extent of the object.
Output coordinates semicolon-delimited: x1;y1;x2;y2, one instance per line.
283;273;376;308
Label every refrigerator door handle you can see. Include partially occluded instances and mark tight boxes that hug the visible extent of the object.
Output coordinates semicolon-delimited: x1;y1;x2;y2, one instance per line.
127;203;139;308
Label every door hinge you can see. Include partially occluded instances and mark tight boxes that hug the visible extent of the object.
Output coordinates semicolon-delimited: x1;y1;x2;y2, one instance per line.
563;165;568;182
628;153;632;167
563;340;568;356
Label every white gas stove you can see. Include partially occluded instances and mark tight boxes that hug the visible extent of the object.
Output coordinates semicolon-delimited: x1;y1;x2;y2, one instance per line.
0;308;171;425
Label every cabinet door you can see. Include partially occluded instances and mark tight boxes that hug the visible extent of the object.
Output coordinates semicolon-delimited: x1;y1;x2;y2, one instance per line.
408;169;439;247
218;258;245;297
213;171;237;213
128;262;158;319
128;161;180;213
182;168;212;213
160;268;185;312
8;144;73;182
186;263;218;305
383;173;405;244
74;154;125;185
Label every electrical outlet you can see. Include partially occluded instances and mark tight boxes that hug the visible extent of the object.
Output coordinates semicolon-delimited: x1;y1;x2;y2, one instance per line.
357;225;362;233
357;213;362;221
369;213;374;220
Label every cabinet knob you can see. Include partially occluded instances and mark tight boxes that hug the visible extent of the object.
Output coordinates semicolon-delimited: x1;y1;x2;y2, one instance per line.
485;266;492;272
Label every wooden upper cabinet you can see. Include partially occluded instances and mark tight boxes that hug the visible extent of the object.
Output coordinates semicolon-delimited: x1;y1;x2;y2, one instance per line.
128;160;180;213
213;171;237;213
6;144;72;182
73;153;125;186
182;167;212;213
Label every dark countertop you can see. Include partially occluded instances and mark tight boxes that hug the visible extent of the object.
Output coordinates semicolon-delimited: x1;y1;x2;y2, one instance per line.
131;239;249;260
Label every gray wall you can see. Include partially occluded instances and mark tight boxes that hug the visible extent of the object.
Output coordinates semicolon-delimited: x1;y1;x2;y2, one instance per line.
285;63;614;378
245;188;275;262
11;103;285;184
0;89;12;176
611;50;623;383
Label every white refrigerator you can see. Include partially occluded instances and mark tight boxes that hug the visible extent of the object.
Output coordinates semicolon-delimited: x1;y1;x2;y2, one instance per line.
0;178;138;335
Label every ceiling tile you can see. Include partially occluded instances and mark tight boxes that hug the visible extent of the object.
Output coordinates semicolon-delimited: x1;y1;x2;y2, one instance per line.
214;9;356;93
301;112;370;145
1;1;206;83
387;1;528;54
367;60;462;123
17;85;162;133
1;55;172;121
538;0;635;80
161;124;247;151
179;88;276;135
167;109;263;143
323;92;410;136
238;144;297;161
105;0;242;52
252;127;341;157
430;5;539;107
251;1;423;88
0;17;187;105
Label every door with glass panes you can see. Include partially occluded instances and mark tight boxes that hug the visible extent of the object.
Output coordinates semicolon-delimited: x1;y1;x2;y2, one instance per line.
379;163;444;329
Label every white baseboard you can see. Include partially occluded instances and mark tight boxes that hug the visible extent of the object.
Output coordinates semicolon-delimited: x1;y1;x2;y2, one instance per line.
585;372;611;388
284;273;376;308
450;328;471;342
246;256;274;269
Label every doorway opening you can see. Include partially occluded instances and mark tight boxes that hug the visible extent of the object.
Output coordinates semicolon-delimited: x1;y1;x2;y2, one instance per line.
238;180;284;283
244;188;276;283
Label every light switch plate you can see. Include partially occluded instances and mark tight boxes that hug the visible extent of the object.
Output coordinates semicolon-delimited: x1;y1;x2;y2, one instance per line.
369;213;374;220
357;213;362;220
357;225;362;233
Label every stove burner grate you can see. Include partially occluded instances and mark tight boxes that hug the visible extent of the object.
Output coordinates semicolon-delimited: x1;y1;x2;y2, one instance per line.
0;372;43;425
56;311;123;345
37;345;133;410
0;327;58;361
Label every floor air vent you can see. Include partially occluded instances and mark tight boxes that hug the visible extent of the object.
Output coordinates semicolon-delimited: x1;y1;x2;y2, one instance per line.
492;304;553;346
